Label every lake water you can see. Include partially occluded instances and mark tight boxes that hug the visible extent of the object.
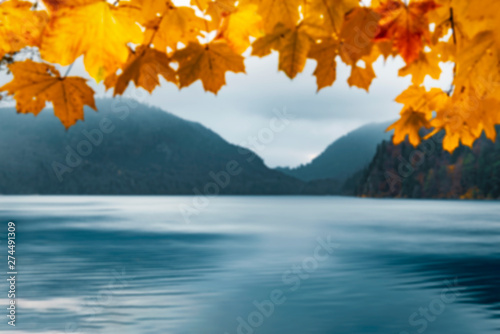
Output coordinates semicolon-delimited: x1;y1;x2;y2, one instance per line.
0;196;499;333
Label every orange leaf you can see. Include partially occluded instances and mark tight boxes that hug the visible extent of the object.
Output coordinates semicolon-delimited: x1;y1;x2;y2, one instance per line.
0;60;96;128
173;41;245;94
374;0;439;64
308;38;338;91
387;107;430;146
0;0;48;58
114;46;177;96
40;0;143;82
347;63;376;91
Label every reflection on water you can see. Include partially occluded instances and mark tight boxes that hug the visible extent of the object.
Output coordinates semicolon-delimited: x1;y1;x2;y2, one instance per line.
0;196;499;333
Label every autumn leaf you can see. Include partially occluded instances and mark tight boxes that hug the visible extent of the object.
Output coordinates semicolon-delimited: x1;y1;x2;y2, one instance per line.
0;60;96;128
142;2;207;52
113;46;177;96
398;51;441;85
374;0;439;64
0;0;48;58
387;107;430;146
173;41;245;94
206;0;237;30
252;23;316;79
308;38;338;91
453;31;496;95
40;0;143;82
241;0;301;32
339;7;380;65
348;63;376;91
217;4;263;53
307;0;359;34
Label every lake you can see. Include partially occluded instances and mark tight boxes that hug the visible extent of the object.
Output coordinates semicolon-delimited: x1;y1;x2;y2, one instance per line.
0;196;499;333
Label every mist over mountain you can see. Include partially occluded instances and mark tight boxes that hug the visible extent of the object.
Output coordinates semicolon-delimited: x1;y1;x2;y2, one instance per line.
277;121;394;182
0;99;313;195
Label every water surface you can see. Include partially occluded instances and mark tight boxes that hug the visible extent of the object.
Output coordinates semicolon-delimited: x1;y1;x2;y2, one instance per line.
0;196;499;333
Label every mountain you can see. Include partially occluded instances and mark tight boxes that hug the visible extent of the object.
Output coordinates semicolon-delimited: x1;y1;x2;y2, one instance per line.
0;99;317;195
355;129;500;199
277;121;394;182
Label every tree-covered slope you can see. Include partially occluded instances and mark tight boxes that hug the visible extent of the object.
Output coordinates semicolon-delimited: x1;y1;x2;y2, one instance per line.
277;121;394;182
0;99;308;195
355;130;500;199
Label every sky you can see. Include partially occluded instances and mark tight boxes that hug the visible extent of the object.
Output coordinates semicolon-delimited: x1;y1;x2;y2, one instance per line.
0;51;453;169
100;54;413;168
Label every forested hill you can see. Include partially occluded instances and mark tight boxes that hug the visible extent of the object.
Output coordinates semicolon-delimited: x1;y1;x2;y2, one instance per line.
354;129;500;199
277;121;393;182
0;99;314;195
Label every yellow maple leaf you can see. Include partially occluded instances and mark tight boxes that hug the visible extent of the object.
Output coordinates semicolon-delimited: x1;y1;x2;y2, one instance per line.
347;63;376;91
252;23;315;79
217;4;263;53
0;0;48;59
241;0;301;32
206;0;237;30
307;0;359;34
251;23;288;57
454;31;496;95
119;0;166;26
0;60;96;128
113;46;177;96
398;51;441;85
308;38;338;91
173;41;245;94
143;2;207;52
395;85;448;118
387;107;430;146
391;85;450;147
40;0;143;82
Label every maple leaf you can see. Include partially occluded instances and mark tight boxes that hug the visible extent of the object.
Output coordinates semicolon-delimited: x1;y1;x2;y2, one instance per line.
173;41;245;94
251;23;288;57
241;0;301;32
40;0;143;82
0;0;48;58
113;46;177;96
387;107;430;146
308;38;338;91
206;0;237;30
339;7;380;65
217;4;263;53
0;60;96;128
142;2;207;52
392;85;449;147
348;63;376;91
453;31;496;95
398;51;441;85
252;22;317;79
307;0;359;34
374;0;439;64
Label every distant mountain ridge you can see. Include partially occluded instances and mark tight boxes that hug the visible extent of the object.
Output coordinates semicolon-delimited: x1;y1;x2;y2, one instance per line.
2;99;498;198
277;121;394;182
0;99;313;195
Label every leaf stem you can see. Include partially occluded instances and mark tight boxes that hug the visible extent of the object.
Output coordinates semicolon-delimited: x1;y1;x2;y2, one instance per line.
449;8;457;45
63;63;74;78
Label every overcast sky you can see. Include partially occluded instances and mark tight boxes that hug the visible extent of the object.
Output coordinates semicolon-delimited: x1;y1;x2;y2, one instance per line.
102;54;412;168
1;51;453;168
